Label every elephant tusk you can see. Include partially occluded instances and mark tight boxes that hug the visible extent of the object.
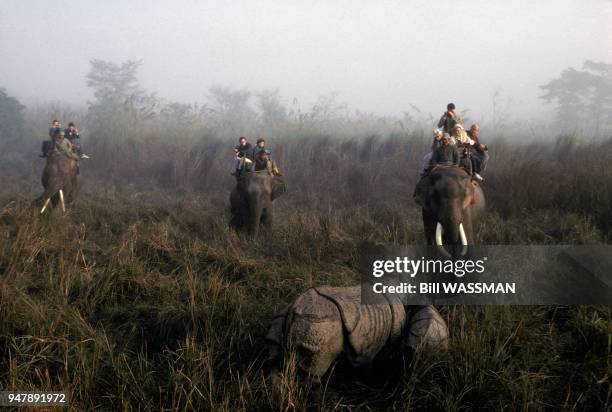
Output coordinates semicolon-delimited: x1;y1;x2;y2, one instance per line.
459;223;468;256
435;222;443;246
459;223;468;246
435;222;451;257
40;197;51;214
59;189;66;213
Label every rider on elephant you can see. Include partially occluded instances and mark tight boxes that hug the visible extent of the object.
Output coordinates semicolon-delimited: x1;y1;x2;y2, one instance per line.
252;137;266;158
40;119;62;158
49;119;61;140
53;131;80;161
253;148;272;172
467;124;488;181
232;136;254;177
421;128;444;176
431;128;443;151
64;122;90;159
430;134;459;168
452;123;474;175
437;103;459;135
452;123;473;145
253;137;282;176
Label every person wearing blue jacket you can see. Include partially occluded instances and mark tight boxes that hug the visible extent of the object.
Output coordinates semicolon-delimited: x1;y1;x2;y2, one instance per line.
232;136;254;176
40;119;61;157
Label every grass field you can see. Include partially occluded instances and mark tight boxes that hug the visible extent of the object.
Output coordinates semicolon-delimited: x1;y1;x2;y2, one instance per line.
0;124;611;410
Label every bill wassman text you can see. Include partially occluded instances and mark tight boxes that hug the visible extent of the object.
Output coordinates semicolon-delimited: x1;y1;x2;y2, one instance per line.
372;282;516;294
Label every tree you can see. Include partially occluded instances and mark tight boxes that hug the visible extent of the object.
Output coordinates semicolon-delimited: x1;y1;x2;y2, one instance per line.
207;85;256;129
86;59;159;123
0;88;25;142
309;92;346;123
160;102;197;123
256;89;287;128
540;61;612;137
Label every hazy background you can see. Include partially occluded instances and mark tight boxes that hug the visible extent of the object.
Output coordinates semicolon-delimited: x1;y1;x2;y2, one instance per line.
1;0;610;121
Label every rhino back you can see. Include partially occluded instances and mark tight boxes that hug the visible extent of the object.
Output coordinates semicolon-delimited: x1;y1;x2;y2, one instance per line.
315;286;407;366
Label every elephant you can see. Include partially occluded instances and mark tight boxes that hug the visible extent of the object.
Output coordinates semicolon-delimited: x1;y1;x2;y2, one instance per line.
230;170;286;238
39;150;79;214
414;166;485;256
265;286;448;381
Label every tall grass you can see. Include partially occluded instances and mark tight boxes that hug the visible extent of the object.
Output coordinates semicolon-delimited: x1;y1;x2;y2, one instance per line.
0;112;610;410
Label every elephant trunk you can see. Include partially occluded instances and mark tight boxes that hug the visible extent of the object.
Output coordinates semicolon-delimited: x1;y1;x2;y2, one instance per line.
248;198;262;238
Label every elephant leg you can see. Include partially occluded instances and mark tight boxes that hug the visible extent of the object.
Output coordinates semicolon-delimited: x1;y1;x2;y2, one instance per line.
229;211;242;229
230;189;247;230
67;178;78;204
236;202;250;231
261;206;273;230
229;201;243;229
66;189;75;205
422;208;436;245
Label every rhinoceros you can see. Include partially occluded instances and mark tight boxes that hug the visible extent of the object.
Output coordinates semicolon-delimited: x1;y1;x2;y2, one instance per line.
266;286;448;380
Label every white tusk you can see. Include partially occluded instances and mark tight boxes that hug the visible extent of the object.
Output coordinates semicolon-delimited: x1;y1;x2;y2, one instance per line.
459;223;468;246
59;189;66;213
40;197;51;214
459;223;468;256
435;222;443;246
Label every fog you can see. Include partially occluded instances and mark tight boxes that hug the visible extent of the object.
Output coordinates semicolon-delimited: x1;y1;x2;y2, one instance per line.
1;0;610;121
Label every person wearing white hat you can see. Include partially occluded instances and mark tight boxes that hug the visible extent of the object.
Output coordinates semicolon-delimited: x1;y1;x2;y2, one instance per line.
453;123;474;145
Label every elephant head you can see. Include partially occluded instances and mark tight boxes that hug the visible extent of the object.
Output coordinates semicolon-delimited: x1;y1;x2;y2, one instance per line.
416;166;485;256
245;171;274;237
40;152;79;213
230;170;285;238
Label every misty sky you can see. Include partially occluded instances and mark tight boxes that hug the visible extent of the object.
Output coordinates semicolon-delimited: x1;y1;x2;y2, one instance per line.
1;0;610;120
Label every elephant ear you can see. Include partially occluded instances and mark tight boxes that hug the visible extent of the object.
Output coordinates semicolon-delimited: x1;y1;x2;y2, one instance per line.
463;181;475;209
413;175;430;207
271;176;287;200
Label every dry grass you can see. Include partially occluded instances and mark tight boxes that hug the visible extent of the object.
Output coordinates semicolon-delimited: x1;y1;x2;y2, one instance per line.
0;120;611;410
